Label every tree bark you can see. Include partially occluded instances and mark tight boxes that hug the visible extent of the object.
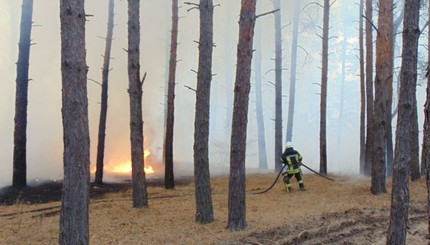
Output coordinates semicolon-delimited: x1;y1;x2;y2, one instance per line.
359;0;366;175
387;0;420;243
127;0;148;208
194;0;214;224
387;5;405;177
228;0;256;231
319;0;329;175
371;0;392;195
95;0;115;185
364;0;374;177
421;2;430;234
286;0;301;143
254;3;268;170
164;0;179;189
273;0;283;173
410;98;420;180
59;0;90;244
13;0;33;188
421;2;430;180
223;8;234;169
425;1;430;235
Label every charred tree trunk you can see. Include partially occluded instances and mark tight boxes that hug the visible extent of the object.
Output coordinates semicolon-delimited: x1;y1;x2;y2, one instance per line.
95;0;115;185
194;0;214;224
387;0;419;243
127;0;148;208
273;0;283;173
164;0;179;189
286;0;301;143
364;0;374;177
254;5;268;170
371;0;392;195
319;0;329;175
59;0;90;244
13;0;33;188
359;0;366;175
228;0;256;231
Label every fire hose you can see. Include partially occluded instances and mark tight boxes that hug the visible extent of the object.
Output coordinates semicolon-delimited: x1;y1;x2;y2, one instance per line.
252;162;335;195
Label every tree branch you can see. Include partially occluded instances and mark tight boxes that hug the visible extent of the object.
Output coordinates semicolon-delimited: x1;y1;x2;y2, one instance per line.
303;2;323;9
362;14;379;34
184;85;196;92
88;78;102;86
255;9;279;19
329;0;338;7
140;72;147;86
184;1;199;12
265;69;275;75
298;45;309;66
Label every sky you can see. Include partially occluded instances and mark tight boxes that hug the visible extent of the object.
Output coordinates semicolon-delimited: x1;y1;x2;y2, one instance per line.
0;0;428;187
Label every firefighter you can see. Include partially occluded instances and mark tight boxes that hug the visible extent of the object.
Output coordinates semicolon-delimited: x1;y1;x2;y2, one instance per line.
280;142;305;192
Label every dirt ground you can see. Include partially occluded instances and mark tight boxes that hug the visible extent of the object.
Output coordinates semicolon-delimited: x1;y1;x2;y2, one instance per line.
0;173;428;245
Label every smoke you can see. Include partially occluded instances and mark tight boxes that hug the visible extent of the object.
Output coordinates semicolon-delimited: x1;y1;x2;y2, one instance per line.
1;0;426;188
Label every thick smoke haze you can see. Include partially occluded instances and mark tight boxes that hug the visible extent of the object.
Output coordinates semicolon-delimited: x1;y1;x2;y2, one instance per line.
0;0;427;187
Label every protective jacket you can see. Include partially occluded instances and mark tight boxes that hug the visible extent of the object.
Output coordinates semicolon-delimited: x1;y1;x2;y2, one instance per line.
280;147;303;174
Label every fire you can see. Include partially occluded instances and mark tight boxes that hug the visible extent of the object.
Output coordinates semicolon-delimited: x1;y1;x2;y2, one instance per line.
107;149;155;175
144;165;154;174
109;160;154;174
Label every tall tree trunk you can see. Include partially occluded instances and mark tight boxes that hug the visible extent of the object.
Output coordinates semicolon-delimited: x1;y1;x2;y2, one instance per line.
410;99;420;180
286;0;301;143
59;0;90;244
227;0;256;231
421;1;430;180
364;0;374;177
273;0;283;173
127;0;148;208
387;5;405;177
162;0;171;167
95;0;115;185
254;3;268;170
223;8;234;169
425;1;430;235
387;0;420;243
13;0;33;188
164;0;179;189
194;0;214;224
371;0;392;195
319;0;329;175
359;0;366;175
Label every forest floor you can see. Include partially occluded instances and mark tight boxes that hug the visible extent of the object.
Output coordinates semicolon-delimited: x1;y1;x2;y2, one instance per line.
0;172;428;245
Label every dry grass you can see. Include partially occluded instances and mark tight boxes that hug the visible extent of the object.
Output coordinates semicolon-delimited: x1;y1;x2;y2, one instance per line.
0;173;427;245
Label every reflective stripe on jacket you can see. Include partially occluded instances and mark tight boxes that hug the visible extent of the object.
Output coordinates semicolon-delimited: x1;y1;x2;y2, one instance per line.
280;147;303;174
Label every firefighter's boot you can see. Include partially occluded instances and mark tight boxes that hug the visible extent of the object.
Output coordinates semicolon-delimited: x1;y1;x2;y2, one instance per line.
284;184;292;193
299;183;306;191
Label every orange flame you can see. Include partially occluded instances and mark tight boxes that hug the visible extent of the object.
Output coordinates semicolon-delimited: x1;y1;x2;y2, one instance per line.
107;149;154;175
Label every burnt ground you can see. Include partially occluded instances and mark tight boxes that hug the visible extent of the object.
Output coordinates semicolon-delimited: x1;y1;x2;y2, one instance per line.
0;177;192;206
